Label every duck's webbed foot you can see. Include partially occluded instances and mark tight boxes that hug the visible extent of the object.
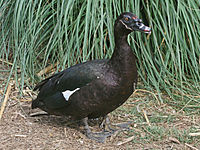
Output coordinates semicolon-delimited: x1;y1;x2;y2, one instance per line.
82;117;113;143
82;116;133;143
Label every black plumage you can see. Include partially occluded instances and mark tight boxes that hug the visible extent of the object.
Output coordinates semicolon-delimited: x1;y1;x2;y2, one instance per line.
32;12;151;142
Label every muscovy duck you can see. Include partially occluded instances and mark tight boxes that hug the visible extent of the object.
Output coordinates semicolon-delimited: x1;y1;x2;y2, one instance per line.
32;12;151;142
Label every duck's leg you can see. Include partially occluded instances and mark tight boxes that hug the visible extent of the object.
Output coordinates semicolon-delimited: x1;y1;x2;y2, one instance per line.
100;115;132;132
99;116;116;132
82;117;112;143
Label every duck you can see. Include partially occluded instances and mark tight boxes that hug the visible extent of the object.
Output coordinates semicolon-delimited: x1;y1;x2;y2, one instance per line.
32;12;151;142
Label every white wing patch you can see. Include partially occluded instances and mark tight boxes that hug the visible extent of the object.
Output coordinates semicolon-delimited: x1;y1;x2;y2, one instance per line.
62;88;80;101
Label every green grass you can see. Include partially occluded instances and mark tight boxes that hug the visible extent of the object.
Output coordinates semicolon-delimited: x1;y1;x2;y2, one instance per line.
132;126;199;144
113;95;200;147
0;0;200;106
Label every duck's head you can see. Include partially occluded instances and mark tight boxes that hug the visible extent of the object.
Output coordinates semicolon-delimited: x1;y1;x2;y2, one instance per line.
115;12;151;36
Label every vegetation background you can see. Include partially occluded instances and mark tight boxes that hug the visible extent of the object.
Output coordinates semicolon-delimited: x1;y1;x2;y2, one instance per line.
1;0;200;106
0;0;200;149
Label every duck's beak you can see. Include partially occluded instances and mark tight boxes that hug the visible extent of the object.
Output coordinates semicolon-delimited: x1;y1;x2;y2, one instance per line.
131;19;151;34
137;23;151;34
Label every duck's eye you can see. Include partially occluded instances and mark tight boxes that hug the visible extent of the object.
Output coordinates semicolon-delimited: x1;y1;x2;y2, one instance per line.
125;17;129;21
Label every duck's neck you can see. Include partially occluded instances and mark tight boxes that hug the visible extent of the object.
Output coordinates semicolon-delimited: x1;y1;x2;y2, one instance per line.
108;33;137;81
110;34;135;66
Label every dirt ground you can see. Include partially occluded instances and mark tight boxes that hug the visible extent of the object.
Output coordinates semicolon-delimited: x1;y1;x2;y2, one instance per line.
0;63;200;150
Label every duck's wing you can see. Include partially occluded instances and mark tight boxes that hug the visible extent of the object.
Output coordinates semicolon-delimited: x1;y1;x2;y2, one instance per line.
32;59;107;109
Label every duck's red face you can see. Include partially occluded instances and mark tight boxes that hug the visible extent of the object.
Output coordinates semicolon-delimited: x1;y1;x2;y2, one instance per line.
118;12;151;34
